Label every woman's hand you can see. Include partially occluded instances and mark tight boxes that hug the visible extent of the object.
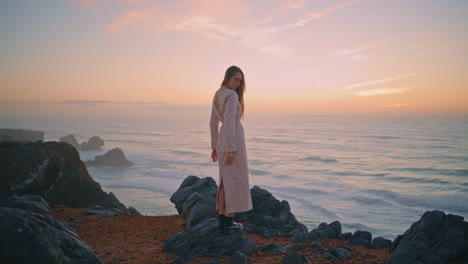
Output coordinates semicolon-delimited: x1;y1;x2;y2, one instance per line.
211;149;218;162
224;152;234;165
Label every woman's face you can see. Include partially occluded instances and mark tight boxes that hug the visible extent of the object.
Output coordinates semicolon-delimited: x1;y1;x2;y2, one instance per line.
227;72;243;90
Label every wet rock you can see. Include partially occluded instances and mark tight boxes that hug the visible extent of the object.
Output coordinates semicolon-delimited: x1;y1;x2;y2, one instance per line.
80;136;104;150
85;148;133;167
59;134;80;150
384;210;468;264
0;141;129;212
322;252;336;260
163;218;257;257
371;237;392;249
0;129;44;142
0;207;104;264
340;232;352;239
309;242;321;248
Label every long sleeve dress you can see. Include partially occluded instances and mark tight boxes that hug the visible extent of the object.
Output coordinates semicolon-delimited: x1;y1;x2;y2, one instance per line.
210;87;253;214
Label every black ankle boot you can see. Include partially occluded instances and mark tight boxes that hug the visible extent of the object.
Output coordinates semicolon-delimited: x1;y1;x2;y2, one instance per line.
218;215;226;234
224;217;243;231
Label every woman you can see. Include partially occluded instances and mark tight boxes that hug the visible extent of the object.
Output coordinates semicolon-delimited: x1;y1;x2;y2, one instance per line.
210;65;253;233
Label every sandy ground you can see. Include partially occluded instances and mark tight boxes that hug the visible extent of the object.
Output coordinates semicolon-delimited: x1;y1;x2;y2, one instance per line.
51;205;390;264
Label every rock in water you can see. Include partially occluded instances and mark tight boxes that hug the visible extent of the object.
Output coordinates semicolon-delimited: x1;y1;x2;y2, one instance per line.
81;136;104;150
0;129;44;142
0;141;128;212
59;134;80;150
163;218;258;257
85;148;133;167
0;207;104;264
384;210;468;264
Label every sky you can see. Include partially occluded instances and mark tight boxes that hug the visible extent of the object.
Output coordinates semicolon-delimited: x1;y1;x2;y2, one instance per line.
1;0;467;116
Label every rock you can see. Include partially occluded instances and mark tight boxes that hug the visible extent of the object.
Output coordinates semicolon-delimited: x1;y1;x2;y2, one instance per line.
343;245;353;252
291;224;308;242
0;195;50;214
0;207;104;264
85;148;133;167
330;248;352;259
80;136;104;150
74;208;119;219
294;244;304;251
309;242;321;248
281;250;308;264
307;220;342;239
241;186;307;237
128;206;141;215
204;261;221;264
0;141;129;212
0;129;44;142
371;237;392;249
170;176;218;227
230;251;247;264
163;218;258;257
59;134;80;150
174;254;194;264
340;232;352;239
260;243;288;253
350;230;372;247
321;252;336;260
384;210;468;264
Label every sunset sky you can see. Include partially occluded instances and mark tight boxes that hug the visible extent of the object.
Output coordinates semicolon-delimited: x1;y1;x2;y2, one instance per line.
1;0;467;115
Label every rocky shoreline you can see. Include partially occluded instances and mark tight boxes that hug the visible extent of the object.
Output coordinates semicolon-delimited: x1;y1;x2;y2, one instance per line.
1;141;467;263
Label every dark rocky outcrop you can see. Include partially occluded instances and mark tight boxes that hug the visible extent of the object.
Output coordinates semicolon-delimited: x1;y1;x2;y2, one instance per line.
384;210;468;264
0;206;104;264
81;136;104;150
260;243;289;253
0;194;50;215
281;250;309;264
307;220;342;239
59;134;80;150
85;148;134;167
230;251;248;264
0;141;129;212
0;129;44;142
350;230;373;246
170;175;218;227
163;218;258;257
370;237;392;249
239;186;308;237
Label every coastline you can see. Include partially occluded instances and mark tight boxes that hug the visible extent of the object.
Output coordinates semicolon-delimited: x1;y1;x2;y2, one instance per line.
51;205;390;264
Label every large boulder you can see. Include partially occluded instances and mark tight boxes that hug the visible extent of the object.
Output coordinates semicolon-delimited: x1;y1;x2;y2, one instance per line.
59;134;80;150
85;148;133;167
239;186;307;237
163;218;258;257
81;136;104;150
0;141;129;212
170;175;218;228
0;129;44;142
384;210;468;264
0;206;104;264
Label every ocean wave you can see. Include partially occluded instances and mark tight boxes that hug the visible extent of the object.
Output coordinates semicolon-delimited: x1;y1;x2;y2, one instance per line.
249;169;271;176
351;195;393;206
251;137;307;145
172;150;202;156
267;186;329;196
389;167;468;177
384;176;453;185
430;145;456;149
360;135;400;140
298;155;339;163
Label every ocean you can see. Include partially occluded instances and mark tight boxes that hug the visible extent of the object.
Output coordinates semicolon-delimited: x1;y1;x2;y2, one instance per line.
2;111;467;240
